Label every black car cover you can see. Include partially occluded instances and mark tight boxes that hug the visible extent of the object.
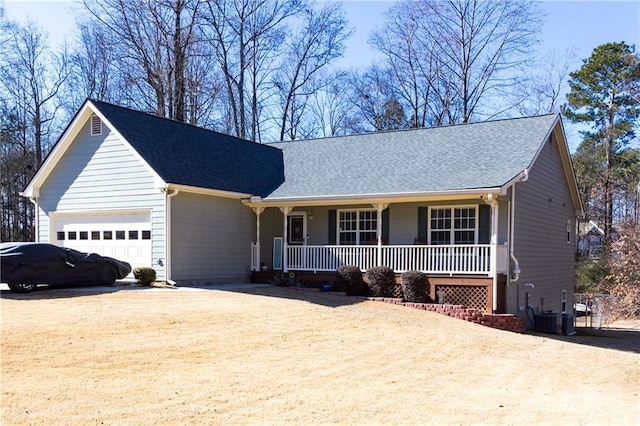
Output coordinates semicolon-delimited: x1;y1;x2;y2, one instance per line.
1;242;132;286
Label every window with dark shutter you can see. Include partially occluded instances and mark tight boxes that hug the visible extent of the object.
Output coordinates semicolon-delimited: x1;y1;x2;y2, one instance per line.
428;206;478;245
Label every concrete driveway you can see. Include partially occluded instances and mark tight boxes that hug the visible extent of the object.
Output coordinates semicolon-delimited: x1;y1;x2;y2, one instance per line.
0;281;272;293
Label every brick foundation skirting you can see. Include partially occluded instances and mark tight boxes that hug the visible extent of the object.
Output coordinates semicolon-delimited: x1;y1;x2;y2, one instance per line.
288;287;526;333
370;297;526;333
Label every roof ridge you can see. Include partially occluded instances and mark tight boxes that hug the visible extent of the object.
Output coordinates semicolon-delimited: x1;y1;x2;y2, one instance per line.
266;113;559;146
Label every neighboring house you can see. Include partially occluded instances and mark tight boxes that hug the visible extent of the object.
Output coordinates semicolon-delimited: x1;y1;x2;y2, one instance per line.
22;100;583;317
577;220;605;259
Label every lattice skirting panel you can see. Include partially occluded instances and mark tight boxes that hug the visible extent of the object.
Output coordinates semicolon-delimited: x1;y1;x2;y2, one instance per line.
391;284;403;299
436;285;487;312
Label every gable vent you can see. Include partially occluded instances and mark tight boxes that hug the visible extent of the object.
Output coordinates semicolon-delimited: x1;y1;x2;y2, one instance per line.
91;114;102;136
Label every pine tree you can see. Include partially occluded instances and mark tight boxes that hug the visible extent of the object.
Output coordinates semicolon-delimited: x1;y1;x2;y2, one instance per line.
564;42;640;255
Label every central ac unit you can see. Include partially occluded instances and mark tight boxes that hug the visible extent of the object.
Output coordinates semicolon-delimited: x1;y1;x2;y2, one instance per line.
534;312;562;334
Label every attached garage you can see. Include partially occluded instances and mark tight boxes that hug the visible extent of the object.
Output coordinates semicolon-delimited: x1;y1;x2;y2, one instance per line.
22;99;284;283
52;211;152;272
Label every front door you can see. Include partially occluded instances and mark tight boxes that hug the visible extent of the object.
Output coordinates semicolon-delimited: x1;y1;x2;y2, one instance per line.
287;214;306;245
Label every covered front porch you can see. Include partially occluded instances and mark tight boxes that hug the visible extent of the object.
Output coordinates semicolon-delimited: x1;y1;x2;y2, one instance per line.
251;243;509;314
245;194;514;313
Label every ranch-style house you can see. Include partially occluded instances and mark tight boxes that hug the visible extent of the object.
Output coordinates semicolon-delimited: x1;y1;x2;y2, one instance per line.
22;100;583;316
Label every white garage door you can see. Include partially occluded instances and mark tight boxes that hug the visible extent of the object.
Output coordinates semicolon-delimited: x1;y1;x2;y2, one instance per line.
54;211;152;272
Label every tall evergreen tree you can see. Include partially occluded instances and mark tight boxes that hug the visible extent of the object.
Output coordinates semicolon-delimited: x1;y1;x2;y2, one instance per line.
564;42;640;254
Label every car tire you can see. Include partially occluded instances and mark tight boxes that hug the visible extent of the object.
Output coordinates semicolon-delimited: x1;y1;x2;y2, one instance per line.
7;282;38;293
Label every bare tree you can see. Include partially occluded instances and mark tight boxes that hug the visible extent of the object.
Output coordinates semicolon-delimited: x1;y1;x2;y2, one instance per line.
431;0;541;122
604;221;640;320
183;47;225;127
308;72;355;137
373;0;542;124
201;0;303;140
512;49;578;116
370;2;440;128
0;20;68;166
346;65;398;132
0;3;11;44
0;19;68;241
82;0;205;121
73;0;349;140
273;2;351;140
62;22;123;117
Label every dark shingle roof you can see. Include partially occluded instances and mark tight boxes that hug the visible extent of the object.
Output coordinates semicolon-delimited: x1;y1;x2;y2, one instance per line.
264;114;559;199
90;100;284;197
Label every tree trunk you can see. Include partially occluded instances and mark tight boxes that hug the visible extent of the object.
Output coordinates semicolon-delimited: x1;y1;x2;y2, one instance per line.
173;0;186;122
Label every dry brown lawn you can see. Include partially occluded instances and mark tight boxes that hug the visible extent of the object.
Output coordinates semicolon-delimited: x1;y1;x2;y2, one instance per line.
1;285;639;425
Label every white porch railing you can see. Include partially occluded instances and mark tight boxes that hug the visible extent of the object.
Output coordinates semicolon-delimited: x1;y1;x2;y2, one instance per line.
283;244;509;276
287;245;379;272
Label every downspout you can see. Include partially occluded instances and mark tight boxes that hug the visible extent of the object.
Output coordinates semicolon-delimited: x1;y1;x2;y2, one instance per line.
510;169;529;283
164;187;179;283
28;197;39;242
484;194;499;313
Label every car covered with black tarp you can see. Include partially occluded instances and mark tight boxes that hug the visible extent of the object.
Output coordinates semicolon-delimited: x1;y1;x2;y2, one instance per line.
0;242;131;293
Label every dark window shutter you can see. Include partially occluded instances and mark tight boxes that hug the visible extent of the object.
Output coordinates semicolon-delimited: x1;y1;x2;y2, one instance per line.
382;208;390;243
328;209;336;244
417;207;428;243
479;204;491;244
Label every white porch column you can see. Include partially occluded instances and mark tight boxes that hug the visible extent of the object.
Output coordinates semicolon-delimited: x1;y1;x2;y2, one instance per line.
279;206;293;272
251;207;264;271
485;194;499;313
373;203;389;267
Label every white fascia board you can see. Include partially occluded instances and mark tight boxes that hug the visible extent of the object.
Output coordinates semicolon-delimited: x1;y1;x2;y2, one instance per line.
167;183;252;199
242;188;501;208
22;100;167;197
554;117;585;217
500;170;529;194
22;101;94;197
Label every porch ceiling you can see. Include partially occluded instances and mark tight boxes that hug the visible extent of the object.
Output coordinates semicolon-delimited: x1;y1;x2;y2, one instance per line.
244;188;502;208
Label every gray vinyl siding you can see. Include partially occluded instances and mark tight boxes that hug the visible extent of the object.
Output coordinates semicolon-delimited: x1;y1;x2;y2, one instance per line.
171;192;255;283
389;204;418;244
37;119;167;279
37;205;49;244
256;207;283;269
510;134;575;315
